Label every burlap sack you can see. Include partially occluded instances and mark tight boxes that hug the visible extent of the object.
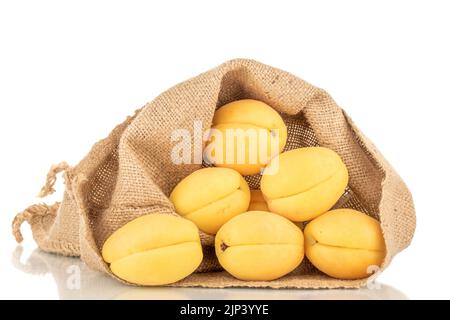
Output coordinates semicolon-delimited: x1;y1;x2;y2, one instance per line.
12;59;415;289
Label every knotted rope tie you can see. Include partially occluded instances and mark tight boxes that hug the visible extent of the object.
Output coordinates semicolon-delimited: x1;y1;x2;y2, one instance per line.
12;202;60;243
12;161;69;243
37;162;69;198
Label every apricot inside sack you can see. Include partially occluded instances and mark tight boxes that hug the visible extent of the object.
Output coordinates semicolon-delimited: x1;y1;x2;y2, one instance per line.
215;211;304;281
248;190;269;211
205;99;287;175
261;147;349;221
102;214;203;286
170;167;250;234
304;209;386;280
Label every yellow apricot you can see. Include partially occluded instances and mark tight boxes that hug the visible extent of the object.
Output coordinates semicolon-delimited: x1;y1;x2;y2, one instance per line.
261;147;348;221
248;190;269;211
102;214;203;285
215;211;304;281
304;209;386;280
169;167;250;234
205;99;287;175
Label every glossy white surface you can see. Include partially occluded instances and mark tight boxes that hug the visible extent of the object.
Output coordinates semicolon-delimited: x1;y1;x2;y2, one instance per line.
8;246;406;300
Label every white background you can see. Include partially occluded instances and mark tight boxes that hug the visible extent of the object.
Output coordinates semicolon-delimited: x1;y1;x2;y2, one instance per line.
1;0;449;300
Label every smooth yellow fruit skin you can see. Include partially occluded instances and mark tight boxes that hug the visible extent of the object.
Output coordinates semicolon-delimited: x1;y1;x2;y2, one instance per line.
215;211;304;281
261;147;349;221
304;209;386;280
102;214;203;285
206;99;287;175
248;190;269;211
170;167;250;234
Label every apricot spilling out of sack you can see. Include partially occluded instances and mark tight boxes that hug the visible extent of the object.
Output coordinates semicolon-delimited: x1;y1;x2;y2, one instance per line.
261;147;348;221
304;209;386;279
215;211;304;281
102;214;203;285
248;190;269;211
170;167;250;234
205;99;287;175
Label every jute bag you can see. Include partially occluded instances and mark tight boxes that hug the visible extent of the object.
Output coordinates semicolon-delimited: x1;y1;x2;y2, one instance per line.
12;59;415;288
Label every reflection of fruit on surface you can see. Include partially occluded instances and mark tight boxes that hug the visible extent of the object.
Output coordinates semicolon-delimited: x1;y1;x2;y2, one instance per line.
304;209;386;280
113;287;190;300
261;147;348;221
170;167;250;234
206;99;287;175
215;211;304;281
102;214;203;285
248;190;269;211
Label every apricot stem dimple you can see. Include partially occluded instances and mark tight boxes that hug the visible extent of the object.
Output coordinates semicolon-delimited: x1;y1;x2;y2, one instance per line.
221;241;229;252
307;234;318;246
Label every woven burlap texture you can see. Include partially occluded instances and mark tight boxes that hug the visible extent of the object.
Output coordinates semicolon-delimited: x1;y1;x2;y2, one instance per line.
12;59;415;288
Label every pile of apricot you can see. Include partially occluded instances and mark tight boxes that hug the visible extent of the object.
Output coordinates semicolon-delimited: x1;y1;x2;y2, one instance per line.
102;99;385;285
